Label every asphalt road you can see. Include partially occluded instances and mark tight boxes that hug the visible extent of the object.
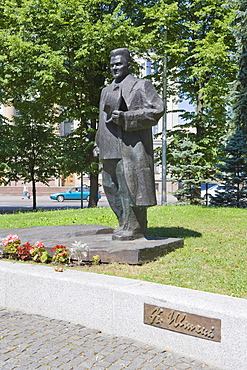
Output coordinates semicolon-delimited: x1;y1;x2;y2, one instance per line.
0;193;177;213
0;195;109;213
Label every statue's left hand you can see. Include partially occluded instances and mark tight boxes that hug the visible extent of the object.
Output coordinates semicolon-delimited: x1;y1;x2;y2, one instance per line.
112;110;124;126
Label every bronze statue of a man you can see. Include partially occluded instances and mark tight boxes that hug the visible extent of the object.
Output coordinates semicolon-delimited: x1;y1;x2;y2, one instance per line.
96;48;164;240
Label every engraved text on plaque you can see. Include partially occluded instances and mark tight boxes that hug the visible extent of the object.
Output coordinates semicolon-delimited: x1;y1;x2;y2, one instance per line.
144;304;221;342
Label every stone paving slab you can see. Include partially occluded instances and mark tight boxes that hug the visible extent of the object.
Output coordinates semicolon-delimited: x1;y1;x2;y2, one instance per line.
0;308;220;369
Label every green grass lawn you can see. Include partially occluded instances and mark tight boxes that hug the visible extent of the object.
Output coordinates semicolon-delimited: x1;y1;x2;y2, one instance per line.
0;205;246;299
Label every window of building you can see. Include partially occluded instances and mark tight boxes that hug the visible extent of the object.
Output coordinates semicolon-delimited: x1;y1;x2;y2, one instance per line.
61;120;74;136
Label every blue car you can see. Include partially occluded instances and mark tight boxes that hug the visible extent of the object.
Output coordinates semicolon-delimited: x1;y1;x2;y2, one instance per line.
50;187;101;202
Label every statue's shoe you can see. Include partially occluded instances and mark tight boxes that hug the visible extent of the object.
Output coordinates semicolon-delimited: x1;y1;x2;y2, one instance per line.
113;226;124;234
112;230;144;241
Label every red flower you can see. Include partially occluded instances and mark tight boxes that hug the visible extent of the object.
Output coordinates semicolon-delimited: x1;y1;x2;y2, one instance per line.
51;245;67;251
16;242;32;260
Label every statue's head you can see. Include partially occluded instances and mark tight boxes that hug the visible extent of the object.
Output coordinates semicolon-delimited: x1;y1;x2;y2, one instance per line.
110;48;131;83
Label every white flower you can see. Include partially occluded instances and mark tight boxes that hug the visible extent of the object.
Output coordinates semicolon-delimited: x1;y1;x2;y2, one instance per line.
68;241;89;263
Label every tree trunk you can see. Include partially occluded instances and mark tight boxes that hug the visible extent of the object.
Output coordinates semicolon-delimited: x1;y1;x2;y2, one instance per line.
89;171;99;208
31;176;37;211
196;87;204;139
193;85;204;204
88;146;99;208
88;117;100;208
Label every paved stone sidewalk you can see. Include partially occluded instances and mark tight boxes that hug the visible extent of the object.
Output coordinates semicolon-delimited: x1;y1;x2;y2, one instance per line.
0;308;220;370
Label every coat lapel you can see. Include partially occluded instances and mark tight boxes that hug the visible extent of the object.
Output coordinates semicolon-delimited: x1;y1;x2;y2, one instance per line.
121;74;138;109
103;82;122;117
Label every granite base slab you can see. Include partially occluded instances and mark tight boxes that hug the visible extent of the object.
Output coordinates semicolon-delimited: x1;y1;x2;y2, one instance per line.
0;225;184;264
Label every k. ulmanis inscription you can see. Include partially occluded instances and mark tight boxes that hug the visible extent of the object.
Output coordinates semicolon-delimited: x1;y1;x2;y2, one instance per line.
144;304;221;342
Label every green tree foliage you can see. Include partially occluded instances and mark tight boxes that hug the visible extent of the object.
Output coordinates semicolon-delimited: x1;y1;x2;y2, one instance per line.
58;125;98;208
210;1;247;208
166;128;217;203
0;117;12;185
231;0;247;132
168;137;212;204
0;0;170;206
6;101;61;210
0;0;238;207
210;128;247;207
59;127;95;178
169;0;236;135
148;1;238;204
147;0;237;135
159;1;238;202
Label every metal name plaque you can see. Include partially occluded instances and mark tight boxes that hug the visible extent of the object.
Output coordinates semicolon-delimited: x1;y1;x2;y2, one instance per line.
144;304;221;342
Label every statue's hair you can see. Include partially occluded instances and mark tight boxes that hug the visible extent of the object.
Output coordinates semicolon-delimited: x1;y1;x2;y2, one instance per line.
110;48;131;63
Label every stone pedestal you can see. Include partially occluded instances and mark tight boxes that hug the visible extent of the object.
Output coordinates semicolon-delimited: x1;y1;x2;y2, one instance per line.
0;225;183;264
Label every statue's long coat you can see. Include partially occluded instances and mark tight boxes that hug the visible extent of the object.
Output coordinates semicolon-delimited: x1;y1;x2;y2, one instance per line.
96;74;164;207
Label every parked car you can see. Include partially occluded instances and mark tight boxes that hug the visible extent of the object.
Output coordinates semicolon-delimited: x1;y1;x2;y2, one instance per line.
50;187;101;202
201;184;224;203
175;183;219;201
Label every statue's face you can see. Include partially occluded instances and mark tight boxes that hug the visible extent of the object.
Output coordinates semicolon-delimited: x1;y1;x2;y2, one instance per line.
110;55;130;83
